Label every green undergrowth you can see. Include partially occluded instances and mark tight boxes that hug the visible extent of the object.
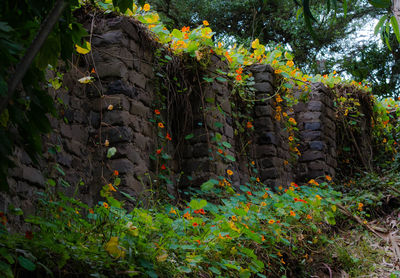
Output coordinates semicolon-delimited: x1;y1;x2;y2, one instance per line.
1;177;344;277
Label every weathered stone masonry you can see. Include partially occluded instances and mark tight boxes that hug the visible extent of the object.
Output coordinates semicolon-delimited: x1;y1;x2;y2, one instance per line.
1;15;339;229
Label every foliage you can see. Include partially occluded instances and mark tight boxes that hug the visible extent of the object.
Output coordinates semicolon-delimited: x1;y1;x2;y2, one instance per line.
0;175;342;277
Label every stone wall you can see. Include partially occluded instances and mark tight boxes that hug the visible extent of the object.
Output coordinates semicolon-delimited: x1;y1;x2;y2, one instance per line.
1;14;342;230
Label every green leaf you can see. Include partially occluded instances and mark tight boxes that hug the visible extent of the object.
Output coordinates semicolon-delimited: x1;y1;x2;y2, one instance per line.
368;0;391;8
18;256;36;271
164;55;172;61
171;29;183;39
201;179;219;191
184;133;194;140
189;199;207;210
216;77;227;82
209;266;221;275
214;122;223;128
222;141;232;148
374;15;388;35
107;147;117;158
391;16;400;43
112;0;134;12
203;76;214;83
225;155;236;162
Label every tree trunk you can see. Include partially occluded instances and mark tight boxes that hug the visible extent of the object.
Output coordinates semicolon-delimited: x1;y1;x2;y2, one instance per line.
394;0;400;32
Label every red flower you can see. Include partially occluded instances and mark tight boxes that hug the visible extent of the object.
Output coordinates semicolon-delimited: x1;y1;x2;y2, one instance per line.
25;231;33;240
247;191;252;195
199;208;205;215
113;170;119;176
166;133;172;141
246;121;253;129
192;222;198;227
161;164;166;170
154;109;160;115
156;148;162;154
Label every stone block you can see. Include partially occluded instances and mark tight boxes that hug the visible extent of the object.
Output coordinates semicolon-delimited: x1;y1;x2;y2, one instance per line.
106;80;137;98
257;131;278;146
103;111;133;126
56;153;73;168
102;126;133;143
309;141;325;151
96;61;128;79
109;159;135;174
299;112;322;122
300;130;322;141
254;72;273;84
309;161;325;171
308;101;323;111
254;82;273;93
120;18;140;42
225;125;234;138
64;139;83;157
254;117;274;131
255;145;277;158
193;144;209;158
255;105;274;117
129;71;147;89
260;168;279;179
15;165;45;186
130;100;150;117
250;64;273;73
300;151;325;162
92;30;128;47
304;122;322;131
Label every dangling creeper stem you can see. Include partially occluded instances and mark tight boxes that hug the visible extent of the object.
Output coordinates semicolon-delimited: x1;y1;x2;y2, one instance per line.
0;0;67;115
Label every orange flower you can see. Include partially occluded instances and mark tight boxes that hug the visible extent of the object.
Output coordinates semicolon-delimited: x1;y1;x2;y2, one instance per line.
103;202;109;209
91;68;96;74
227;169;233;176
261;235;266;241
268;219;275;224
325;175;332;181
306;214;312;219
113;170;119;176
286;60;294;67
194;239;201;245
251;161;255;165
290;210;296;217
89;208;94;214
256;177;260;182
143;3;150;11
181;26;190;32
236;67;243;74
260;202;266;206
158;122;165;128
231;215;237;221
203;20;209;26
217;149;223;154
236;74;242;81
166;133;172;141
246;121;253;128
108;183;116;192
154;109;160;115
315;195;322;200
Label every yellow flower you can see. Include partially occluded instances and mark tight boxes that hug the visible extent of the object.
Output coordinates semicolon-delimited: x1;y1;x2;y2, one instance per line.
227;169;233;176
315;195;322;200
288;118;297;125
169;207;177;214
143;3;150;11
108;183;116;192
268;219;275;224
231;215;237;221
107;104;113;111
278;186;283;190
203;20;209;26
103;202;109;208
288;136;294;141
251;39;260;49
104;139;110;147
286;60;294;67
